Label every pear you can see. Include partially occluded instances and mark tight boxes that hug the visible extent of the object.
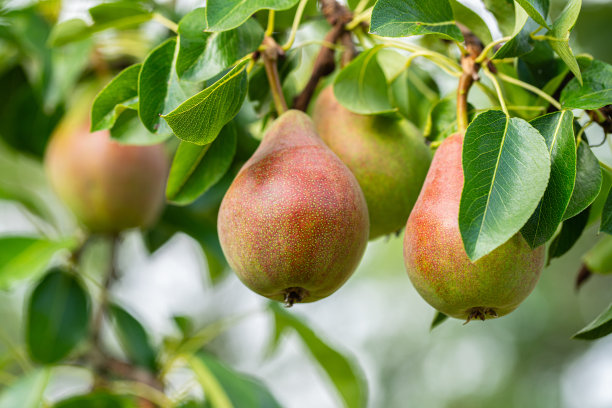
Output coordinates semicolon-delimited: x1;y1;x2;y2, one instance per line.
403;133;545;321
217;110;369;305
45;122;168;233
312;86;431;239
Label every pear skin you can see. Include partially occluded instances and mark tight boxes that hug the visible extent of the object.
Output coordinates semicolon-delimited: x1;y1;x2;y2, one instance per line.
313;87;431;240
403;133;545;321
45;123;168;233
217;110;369;304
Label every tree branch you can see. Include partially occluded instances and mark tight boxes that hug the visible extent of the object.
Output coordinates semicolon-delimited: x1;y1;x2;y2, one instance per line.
456;25;483;132
292;0;353;111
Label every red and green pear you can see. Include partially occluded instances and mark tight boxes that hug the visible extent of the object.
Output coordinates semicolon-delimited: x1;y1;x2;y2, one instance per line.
403;133;545;321
217;110;369;305
312;86;431;239
45;121;168;233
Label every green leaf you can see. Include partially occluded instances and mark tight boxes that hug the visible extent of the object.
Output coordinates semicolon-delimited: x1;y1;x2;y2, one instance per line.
520;111;576;248
167;124;237;205
109;304;157;372
573;302;612;340
91;64;141;132
163;61;248;144
205;0;299;32
269;303;366;408
48;2;153;47
484;0;515;36
347;0;376;10
601;187;612;234
138;38;185;134
449;0;493;44
54;392;137;408
430;311;449;330
423;95;474;142
0;369;50;408
48;19;90;47
26;268;90;364
515;0;549;28
548;207;590;261
333;45;395;115
370;0;463;41
584;235;612;275
459;110;551;261
189;352;282;408
563;140;602;220
493;8;537;59
88;1;152;25
109;110;169;145
561;59;612;109
548;0;582;84
177;8;264;82
0;236;76;289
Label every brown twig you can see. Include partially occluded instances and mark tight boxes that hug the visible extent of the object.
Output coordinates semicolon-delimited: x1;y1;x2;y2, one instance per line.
292;0;353;111
457;25;484;132
575;264;593;291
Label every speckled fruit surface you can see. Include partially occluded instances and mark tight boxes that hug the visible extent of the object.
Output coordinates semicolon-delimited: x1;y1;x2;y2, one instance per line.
312;86;431;240
403;133;545;320
45;123;168;233
217;110;369;304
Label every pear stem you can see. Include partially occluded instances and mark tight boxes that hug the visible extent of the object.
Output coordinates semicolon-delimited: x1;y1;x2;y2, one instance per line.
262;36;288;115
456;26;483;133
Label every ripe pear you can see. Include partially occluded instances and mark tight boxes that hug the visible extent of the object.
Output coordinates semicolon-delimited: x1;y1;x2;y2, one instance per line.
403;133;545;321
45;122;168;233
217;110;369;305
312;86;432;239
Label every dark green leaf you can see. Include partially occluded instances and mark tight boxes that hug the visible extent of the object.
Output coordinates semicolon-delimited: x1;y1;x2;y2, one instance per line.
483;0;515;36
190;352;282;408
515;0;549;28
26;268;90;364
139;38;185;134
91;64;141;132
548;0;582;84
333;45;394;115
370;0;464;41
601;187;612;234
563;140;602;220
424;95;474;142
109;304;157;372
459;110;551;261
163;61;248;144
561;59;612;109
548;207;590;261
584;235;612;274
521;111;576;248
177;8;264;82
0;369;50;408
384;54;440;129
449;0;493;44
205;0;299;32
167;123;237;205
269;302;366;408
0;237;76;289
493;12;538;59
430;311;448;330
55;392;137;408
573;302;612;340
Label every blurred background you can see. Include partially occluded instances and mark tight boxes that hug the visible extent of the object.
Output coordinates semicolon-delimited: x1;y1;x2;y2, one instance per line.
1;0;612;407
